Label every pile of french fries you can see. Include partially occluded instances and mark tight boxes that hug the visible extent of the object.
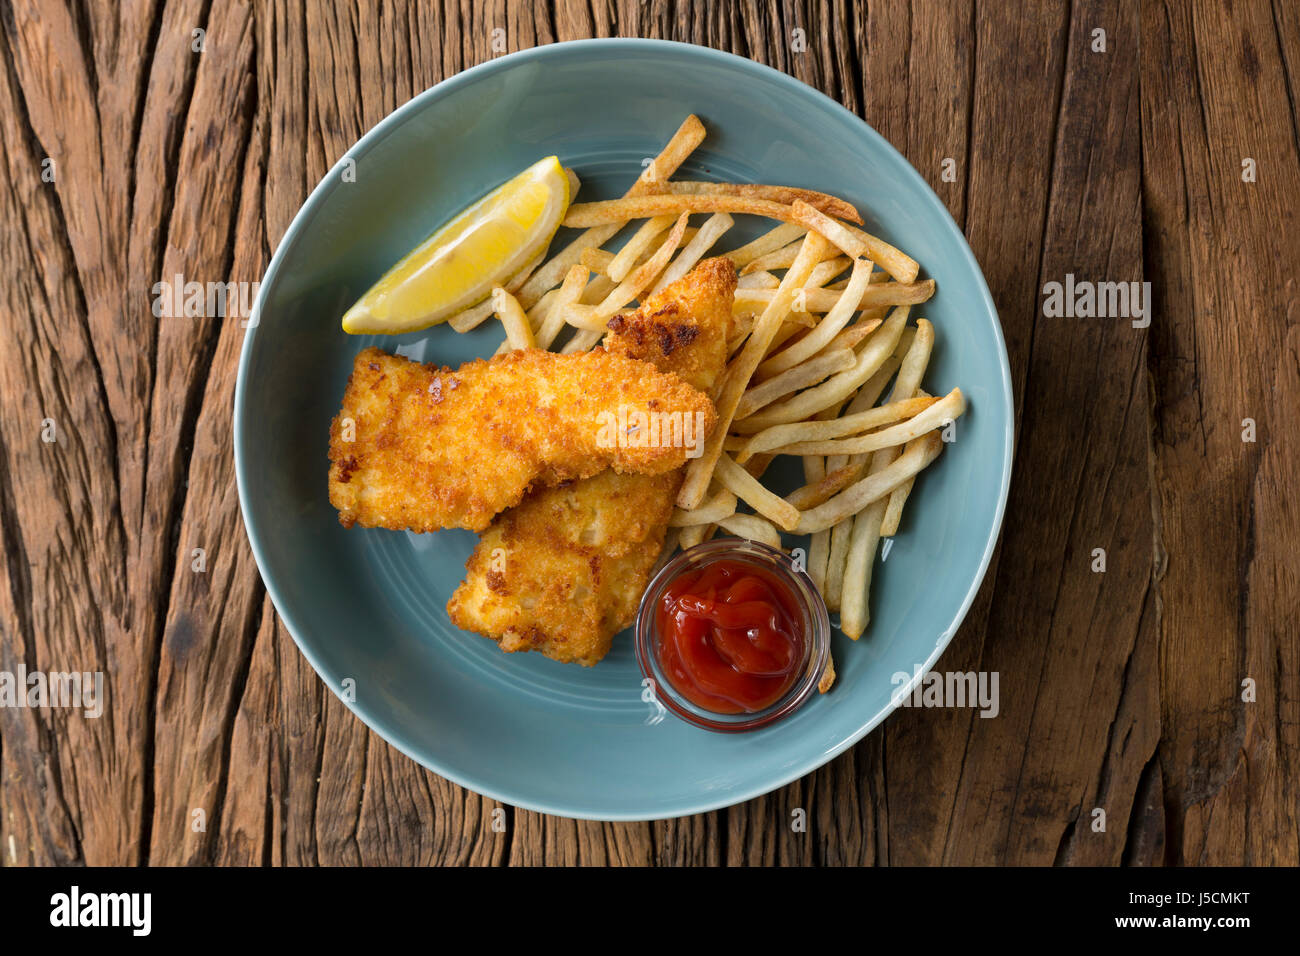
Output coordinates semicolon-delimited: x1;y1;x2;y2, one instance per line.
445;115;966;691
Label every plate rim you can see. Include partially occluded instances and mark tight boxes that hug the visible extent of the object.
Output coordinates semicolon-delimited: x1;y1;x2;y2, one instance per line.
233;36;1016;821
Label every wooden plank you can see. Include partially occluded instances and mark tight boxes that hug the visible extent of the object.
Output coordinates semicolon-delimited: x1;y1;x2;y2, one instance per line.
0;0;1295;869
0;0;211;866
1140;0;1300;865
920;0;1158;866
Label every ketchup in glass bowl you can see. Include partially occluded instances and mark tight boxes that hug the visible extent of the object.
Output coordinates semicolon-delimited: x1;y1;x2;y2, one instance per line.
635;539;830;732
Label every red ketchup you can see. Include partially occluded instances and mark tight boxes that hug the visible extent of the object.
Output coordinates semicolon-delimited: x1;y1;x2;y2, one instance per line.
655;559;807;714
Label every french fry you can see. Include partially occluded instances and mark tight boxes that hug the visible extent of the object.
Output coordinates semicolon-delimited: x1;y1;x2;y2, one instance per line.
889;320;935;403
500;268;619;356
839;495;887;639
448;296;498;333
580;247;616;275
839;385;933;639
740;239;804;275
676;232;834;509
769;387;964;457
636;114;708;189
733;305;910;433
815;317;883;356
590;231;700;279
879;319;935;536
733;279;934;313
493;290;557;355
818;652;836;693
823;340;910;471
842;331;914;415
515;225;622;308
560;328;603;354
807;528;831;596
649;213;734;296
882;480;916;535
608;214;677;281
516;114;705;306
714;453;801;531
825;520;852;611
790;199;919;283
727;312;756;353
565;194;799;229
744;453;775;478
724;223;806;267
757;258;874;378
716;513;784;549
645;180;861;223
785;462;869;510
796;431;945;533
734;348;857;423
535;264;589;349
804;256;853;290
653;527;682;575
804;456;825;485
562;214;689;331
737;395;938;460
737;270;781;290
679;522;711;549
669;489;739;527
800;400;848;488
493;287;535;350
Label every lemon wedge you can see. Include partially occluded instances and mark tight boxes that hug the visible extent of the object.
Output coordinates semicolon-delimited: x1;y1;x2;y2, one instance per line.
342;156;570;334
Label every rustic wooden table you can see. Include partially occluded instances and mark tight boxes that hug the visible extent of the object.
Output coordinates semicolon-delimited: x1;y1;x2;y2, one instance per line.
0;0;1296;867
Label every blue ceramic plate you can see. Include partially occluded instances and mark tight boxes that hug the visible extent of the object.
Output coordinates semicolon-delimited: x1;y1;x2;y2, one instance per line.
234;39;1013;820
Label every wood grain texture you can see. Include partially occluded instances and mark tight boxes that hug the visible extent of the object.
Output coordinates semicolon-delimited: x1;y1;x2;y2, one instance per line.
0;0;1295;866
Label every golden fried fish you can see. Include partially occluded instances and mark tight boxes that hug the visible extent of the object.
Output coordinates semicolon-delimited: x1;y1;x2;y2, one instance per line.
328;346;716;533
448;258;737;664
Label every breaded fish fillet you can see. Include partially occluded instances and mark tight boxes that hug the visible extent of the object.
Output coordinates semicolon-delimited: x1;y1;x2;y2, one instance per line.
445;470;680;665
448;258;737;665
602;256;735;393
328;346;716;533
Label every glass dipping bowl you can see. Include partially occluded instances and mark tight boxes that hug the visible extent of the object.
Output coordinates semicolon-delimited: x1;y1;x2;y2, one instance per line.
635;538;831;733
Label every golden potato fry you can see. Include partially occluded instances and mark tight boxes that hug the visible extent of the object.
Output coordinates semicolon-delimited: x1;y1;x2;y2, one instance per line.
818;653;837;693
737;270;781;290
839;495;888;639
737;394;938;460
716;513;784;549
734;347;857;422
724;223;806;267
535;264;590;349
492;287;535;350
565;194;798;228
784;462;869;510
756;258;874;378
646;180;861;223
796;431;945;533
676;232;834;509
714;453;801;531
770;387;964;458
733;306;910;434
790;199;919;283
608;214;677;281
562;214;689;331
669;489;739;527
650;212;734;296
879;319;935;536
740;239;804;275
516;114;705;306
733;279;934;313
